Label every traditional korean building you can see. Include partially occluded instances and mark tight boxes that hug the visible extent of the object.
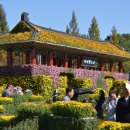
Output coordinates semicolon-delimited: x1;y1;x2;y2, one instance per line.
0;12;130;73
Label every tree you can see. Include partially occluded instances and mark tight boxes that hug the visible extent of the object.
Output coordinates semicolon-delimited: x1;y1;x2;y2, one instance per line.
111;26;119;44
66;25;70;33
66;11;79;35
88;17;100;40
0;4;9;33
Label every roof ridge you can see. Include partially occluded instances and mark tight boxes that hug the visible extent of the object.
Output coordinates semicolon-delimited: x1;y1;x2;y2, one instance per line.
29;22;125;51
29;22;108;43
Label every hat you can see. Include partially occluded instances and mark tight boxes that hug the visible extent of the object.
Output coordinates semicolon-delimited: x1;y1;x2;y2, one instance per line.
125;83;130;90
13;87;17;90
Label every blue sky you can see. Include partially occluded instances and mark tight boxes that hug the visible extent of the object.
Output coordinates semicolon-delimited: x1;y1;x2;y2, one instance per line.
1;0;130;39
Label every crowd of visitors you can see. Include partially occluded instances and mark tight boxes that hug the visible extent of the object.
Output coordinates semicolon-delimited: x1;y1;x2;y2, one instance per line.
2;84;32;97
61;82;130;123
2;82;130;123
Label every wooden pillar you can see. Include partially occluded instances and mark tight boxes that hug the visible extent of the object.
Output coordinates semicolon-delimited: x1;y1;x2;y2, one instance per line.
110;61;114;72
77;56;83;69
31;49;36;64
119;61;123;73
22;51;26;64
100;59;104;71
49;52;53;65
7;51;13;66
64;54;68;68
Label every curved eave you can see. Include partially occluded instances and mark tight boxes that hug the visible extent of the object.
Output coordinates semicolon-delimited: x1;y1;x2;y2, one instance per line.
0;40;130;61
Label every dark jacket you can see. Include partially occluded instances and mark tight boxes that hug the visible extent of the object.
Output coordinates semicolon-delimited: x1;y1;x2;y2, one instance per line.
116;96;130;123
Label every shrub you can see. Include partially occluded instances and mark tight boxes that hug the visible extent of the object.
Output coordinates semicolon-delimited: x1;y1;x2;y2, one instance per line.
105;78;114;93
113;80;128;96
29;95;44;102
17;102;51;121
0;85;6;95
98;120;130;130
104;75;116;81
41;76;53;97
57;76;68;100
94;88;108;98
59;72;75;86
0;105;4;112
6;117;39;130
70;78;93;89
43;115;98;130
1;75;53;95
51;101;96;118
0;97;13;105
0;115;16;128
96;77;105;89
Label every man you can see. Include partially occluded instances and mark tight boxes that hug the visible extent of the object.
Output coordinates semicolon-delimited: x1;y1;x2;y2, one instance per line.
62;87;74;101
2;85;13;97
116;83;130;123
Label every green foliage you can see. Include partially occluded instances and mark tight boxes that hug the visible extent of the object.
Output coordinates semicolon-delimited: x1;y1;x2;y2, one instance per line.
70;78;93;89
0;97;13;105
17;102;51;121
88;16;100;40
66;11;79;35
66;25;70;33
0;4;9;33
59;72;75;86
105;75;115;93
41;75;53;97
51;101;96;118
111;26;120;44
10;21;32;34
0;75;53;95
0;115;16;128
113;80;127;96
57;76;68;100
8;117;39;130
43;116;98;130
104;75;115;81
96;77;105;89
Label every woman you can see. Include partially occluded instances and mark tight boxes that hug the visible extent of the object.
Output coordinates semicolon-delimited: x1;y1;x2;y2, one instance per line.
102;87;118;121
95;90;105;119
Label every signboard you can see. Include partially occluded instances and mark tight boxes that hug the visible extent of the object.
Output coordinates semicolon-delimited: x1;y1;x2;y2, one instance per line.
82;57;98;67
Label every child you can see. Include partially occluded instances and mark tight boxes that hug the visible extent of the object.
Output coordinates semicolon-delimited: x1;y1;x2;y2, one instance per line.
102;87;118;121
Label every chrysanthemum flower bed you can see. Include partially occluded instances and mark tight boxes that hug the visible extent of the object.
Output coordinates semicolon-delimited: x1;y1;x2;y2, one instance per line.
98;120;130;130
51;101;96;118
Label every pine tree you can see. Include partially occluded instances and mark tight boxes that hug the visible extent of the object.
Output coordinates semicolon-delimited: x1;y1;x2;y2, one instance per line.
66;25;70;33
66;11;79;35
111;26;119;44
0;4;9;33
88;17;100;40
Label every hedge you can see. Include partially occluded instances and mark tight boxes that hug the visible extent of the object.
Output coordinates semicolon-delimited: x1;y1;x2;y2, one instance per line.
42;116;98;130
51;101;96;118
70;78;93;89
0;75;53;95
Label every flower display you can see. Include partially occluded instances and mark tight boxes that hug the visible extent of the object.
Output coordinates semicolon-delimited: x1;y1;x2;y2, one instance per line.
0;97;14;105
29;95;44;102
0;21;130;58
0;115;15;127
98;120;130;130
51;101;96;118
0;105;4;112
0;64;128;88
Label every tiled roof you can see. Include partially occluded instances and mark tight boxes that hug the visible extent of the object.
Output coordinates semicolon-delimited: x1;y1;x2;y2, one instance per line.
0;21;130;58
